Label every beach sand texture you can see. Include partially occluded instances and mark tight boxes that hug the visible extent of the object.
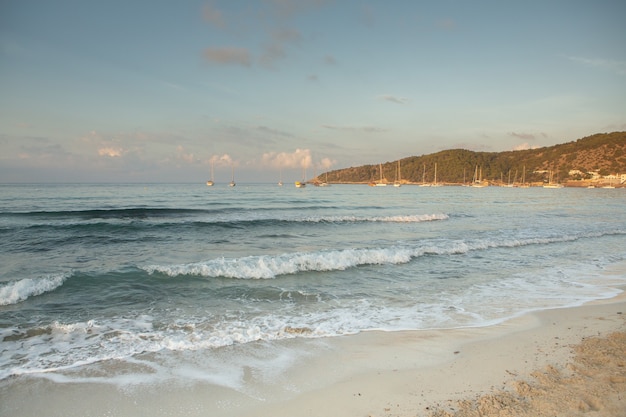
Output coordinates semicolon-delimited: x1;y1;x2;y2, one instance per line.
426;330;626;417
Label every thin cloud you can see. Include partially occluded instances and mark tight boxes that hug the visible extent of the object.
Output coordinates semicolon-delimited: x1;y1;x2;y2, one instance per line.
437;18;456;30
203;47;251;67
202;3;225;28
201;1;328;69
324;54;337;65
257;126;293;137
259;28;302;68
322;125;388;133
509;132;536;140
378;95;409;104
266;0;329;19
566;56;626;76
509;132;548;141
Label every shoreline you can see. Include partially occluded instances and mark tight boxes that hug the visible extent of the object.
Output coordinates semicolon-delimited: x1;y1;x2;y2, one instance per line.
246;292;626;417
2;292;625;416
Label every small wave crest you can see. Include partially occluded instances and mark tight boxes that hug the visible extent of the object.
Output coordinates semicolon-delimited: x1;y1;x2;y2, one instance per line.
301;213;449;223
143;247;415;279
142;229;624;280
0;273;70;306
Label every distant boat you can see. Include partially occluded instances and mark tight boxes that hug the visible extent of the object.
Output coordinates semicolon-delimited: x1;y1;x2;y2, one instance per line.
503;170;516;187
278;168;283;186
543;170;563;188
394;160;402;187
206;161;215;186
319;171;330;187
419;164;431;187
471;165;486;187
431;162;442;187
519;166;530;188
375;162;387;186
229;165;236;187
295;165;307;187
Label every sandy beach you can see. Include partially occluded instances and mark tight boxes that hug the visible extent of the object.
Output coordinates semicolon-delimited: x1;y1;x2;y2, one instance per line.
249;293;626;417
2;291;625;417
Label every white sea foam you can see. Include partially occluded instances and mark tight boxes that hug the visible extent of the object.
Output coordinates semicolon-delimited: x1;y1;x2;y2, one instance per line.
301;213;449;223
142;230;622;280
0;273;70;306
143;247;416;279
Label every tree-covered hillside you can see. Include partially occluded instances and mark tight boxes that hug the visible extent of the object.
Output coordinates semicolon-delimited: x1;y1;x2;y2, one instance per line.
318;132;626;185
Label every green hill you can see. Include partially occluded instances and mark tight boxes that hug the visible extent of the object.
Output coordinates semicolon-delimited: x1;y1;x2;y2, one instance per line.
317;131;626;186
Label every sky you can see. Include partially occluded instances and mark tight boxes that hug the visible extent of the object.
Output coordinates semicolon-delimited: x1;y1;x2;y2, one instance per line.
1;0;625;183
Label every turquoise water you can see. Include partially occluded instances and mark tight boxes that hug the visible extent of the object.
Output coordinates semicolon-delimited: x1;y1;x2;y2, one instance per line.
1;183;625;383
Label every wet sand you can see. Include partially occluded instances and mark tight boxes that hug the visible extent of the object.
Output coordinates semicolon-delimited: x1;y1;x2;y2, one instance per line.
2;294;625;417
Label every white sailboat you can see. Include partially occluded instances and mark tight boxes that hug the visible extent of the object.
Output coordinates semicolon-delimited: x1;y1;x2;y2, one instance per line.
206;161;215;186
471;165;486;187
543;170;563;188
278;168;283;186
228;165;236;187
419;163;431;187
393;160;402;187
319;171;330;187
375;162;387;186
431;162;442;187
519;166;530;188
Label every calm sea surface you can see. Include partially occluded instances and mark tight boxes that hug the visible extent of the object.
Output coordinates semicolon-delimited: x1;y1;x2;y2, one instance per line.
1;183;625;385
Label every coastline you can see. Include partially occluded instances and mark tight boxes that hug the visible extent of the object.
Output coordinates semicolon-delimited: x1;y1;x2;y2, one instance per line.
2;290;625;417
247;291;626;417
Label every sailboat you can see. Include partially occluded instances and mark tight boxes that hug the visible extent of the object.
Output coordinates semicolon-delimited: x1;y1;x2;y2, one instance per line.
431;162;442;186
278;168;283;186
543;170;563;188
206;161;215;186
519;166;530;188
228;165;236;187
419;164;431;187
295;165;307;188
503;170;516;187
319;171;330;187
375;162;387;186
394;160;402;187
471;165;486;187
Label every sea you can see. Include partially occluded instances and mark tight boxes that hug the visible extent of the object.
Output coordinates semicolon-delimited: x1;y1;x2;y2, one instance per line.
1;183;625;392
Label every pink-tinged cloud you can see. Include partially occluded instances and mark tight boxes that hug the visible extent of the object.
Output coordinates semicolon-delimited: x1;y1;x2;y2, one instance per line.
98;147;124;157
203;4;225;28
513;142;541;151
209;154;235;166
261;148;312;169
203;47;251;67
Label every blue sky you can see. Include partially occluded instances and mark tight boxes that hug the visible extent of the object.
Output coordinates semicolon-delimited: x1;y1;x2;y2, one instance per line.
1;0;625;183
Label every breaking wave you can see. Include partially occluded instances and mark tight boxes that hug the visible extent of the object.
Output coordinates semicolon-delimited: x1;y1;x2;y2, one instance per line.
0;273;71;306
142;230;624;280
